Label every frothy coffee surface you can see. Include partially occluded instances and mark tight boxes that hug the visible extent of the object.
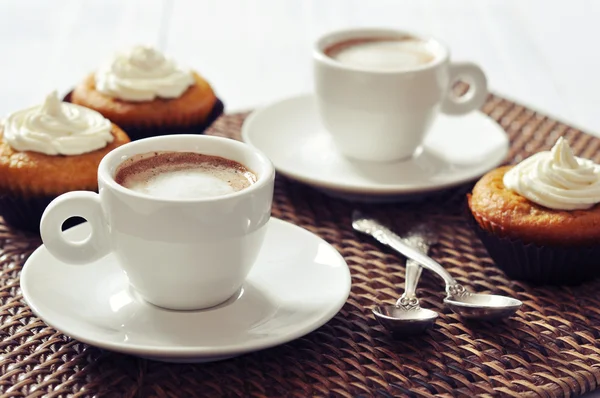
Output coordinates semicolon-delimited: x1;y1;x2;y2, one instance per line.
324;37;436;71
115;152;257;199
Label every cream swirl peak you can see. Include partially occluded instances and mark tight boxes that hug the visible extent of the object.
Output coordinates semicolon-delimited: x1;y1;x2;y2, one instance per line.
95;45;195;101
3;91;113;156
503;137;600;210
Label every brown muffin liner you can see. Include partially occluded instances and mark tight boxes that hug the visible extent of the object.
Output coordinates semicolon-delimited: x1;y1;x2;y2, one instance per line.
0;193;85;234
468;210;600;285
64;91;224;141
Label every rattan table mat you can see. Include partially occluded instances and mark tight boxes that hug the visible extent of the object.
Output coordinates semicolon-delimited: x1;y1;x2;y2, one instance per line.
2;95;600;398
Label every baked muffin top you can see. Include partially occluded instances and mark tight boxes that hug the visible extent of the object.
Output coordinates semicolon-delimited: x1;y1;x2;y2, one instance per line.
70;46;217;129
469;165;600;246
72;72;216;129
0;92;130;196
469;137;600;246
0;125;129;196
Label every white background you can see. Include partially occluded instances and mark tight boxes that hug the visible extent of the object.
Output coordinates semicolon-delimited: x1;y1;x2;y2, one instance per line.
0;0;598;135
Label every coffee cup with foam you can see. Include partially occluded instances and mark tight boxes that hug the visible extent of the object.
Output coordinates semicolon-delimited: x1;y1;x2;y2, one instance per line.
40;135;275;311
314;28;488;162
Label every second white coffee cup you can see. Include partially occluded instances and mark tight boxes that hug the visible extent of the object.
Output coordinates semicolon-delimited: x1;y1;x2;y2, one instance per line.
40;135;275;311
314;28;488;162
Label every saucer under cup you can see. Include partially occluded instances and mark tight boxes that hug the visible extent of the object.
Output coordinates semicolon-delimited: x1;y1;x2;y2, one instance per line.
242;94;509;202
21;218;351;363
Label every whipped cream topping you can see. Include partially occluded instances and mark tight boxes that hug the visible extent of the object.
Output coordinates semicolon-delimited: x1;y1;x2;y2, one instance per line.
95;45;195;101
503;137;600;210
3;91;113;156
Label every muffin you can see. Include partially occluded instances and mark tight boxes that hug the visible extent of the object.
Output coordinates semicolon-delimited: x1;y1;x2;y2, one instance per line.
70;45;222;141
468;137;600;285
0;91;130;232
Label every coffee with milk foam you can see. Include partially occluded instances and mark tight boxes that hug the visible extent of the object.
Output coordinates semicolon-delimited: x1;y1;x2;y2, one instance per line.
324;36;436;71
115;152;257;199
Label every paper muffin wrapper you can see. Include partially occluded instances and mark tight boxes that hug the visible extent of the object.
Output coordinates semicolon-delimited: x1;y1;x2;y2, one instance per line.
0;193;85;234
468;209;600;286
64;91;224;141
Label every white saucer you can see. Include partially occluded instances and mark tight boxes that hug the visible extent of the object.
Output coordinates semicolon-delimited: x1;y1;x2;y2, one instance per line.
242;94;509;202
21;218;351;363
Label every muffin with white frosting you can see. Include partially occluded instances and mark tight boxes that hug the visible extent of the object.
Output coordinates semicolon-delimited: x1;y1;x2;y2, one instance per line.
70;45;221;141
0;91;130;232
468;137;600;285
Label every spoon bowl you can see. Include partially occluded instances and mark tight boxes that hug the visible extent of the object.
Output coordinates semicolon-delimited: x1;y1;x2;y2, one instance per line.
373;305;438;335
372;242;439;335
444;293;522;320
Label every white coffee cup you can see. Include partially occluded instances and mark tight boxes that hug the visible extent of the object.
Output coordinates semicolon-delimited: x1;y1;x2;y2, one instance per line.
40;135;275;311
314;28;488;162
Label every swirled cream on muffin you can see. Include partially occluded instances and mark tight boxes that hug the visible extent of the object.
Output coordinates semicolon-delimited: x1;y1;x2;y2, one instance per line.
3;91;114;155
503;137;600;210
95;45;195;102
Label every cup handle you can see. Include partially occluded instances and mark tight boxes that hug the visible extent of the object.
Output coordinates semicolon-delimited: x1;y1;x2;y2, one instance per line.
40;191;110;265
441;62;488;115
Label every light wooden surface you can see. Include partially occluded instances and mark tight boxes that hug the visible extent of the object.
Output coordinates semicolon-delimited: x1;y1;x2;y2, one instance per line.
1;0;597;135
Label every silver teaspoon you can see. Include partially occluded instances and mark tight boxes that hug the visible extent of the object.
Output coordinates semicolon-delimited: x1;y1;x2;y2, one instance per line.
352;211;522;321
373;238;438;334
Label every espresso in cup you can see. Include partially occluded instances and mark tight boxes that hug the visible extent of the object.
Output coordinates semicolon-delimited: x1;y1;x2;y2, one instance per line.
115;152;257;199
324;36;436;71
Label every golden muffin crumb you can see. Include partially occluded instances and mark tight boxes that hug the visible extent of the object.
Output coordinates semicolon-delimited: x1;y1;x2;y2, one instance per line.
0;124;130;196
468;166;600;246
71;72;217;130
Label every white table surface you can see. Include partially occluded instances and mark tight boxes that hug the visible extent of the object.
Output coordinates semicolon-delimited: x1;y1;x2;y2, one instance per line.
1;0;598;136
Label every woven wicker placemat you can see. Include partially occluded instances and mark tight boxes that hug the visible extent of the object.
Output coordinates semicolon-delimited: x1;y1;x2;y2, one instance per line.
2;95;600;398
